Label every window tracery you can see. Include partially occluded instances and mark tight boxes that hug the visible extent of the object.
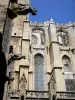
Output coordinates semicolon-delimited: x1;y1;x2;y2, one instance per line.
31;35;38;45
57;30;68;46
50;76;56;95
19;73;27;90
34;54;44;91
32;29;45;45
65;79;75;91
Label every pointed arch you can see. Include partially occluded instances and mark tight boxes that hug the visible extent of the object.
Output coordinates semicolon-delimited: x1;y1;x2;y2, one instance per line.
32;28;45;45
32;28;45;34
62;55;71;72
34;53;44;91
19;73;27;90
31;35;38;45
50;76;56;95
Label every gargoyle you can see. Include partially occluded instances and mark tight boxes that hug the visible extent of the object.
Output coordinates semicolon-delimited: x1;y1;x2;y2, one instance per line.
7;3;37;19
8;54;26;65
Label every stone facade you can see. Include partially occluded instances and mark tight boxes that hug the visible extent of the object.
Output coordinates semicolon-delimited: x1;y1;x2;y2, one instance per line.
7;18;75;100
0;0;75;100
48;19;75;100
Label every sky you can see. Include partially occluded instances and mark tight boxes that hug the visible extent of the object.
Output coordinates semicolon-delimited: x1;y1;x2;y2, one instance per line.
29;0;75;23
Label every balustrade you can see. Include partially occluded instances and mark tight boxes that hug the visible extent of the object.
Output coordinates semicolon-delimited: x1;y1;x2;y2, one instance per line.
26;90;49;99
56;91;75;99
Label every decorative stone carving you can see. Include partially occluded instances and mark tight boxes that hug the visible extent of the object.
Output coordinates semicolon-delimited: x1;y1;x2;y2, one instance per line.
19;73;27;90
31;35;38;45
8;2;37;19
32;29;45;46
26;90;49;99
50;76;56;95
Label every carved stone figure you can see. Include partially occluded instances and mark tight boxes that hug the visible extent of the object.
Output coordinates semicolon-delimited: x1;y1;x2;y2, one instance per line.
8;54;26;65
7;2;37;19
19;73;27;90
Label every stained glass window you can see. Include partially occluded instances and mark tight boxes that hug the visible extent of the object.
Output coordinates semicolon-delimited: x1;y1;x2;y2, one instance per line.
34;54;44;91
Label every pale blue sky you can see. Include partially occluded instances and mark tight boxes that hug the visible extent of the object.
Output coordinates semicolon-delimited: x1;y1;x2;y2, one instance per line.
30;0;75;23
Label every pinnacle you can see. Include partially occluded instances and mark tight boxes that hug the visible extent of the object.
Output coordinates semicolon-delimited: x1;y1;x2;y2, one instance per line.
50;17;54;23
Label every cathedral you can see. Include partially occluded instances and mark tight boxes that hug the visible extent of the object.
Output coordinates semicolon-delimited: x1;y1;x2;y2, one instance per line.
0;0;75;100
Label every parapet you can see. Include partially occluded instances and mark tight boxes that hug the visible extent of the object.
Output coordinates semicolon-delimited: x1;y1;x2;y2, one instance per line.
56;22;75;29
30;21;44;27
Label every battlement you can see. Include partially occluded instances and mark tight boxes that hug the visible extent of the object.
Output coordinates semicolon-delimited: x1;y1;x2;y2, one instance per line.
30;19;75;29
30;20;51;27
56;22;75;28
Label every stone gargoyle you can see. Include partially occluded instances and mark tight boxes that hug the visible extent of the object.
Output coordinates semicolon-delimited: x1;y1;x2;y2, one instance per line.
7;3;37;19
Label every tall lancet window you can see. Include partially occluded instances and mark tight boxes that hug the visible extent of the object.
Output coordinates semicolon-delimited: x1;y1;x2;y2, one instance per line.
34;54;44;91
62;55;75;91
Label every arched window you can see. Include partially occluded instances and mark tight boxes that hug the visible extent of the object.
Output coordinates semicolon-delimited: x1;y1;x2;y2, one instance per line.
31;35;38;45
62;56;75;91
34;54;44;91
32;28;45;45
62;55;71;72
